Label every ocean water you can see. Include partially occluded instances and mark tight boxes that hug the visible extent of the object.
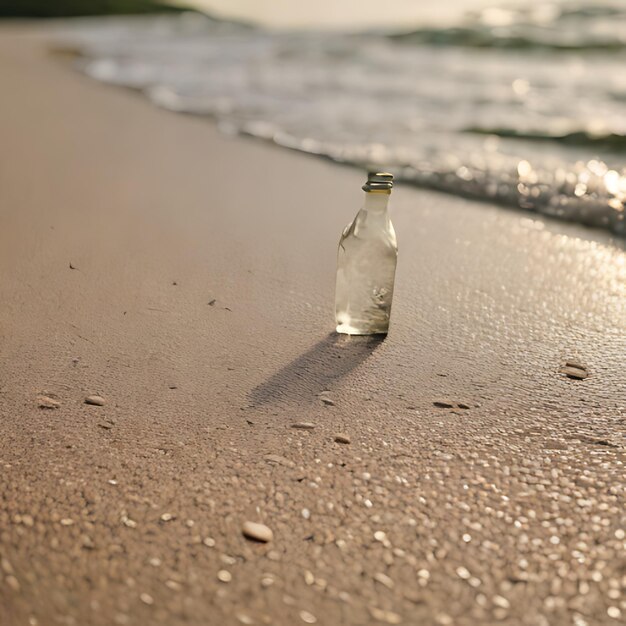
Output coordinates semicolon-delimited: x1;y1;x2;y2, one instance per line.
60;2;626;235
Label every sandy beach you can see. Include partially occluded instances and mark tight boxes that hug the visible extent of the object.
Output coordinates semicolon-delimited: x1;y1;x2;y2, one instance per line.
1;22;625;626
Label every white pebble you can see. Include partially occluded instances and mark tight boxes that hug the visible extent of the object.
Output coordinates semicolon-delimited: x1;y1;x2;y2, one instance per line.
85;395;105;406
374;572;394;589
493;595;510;609
217;570;232;583
242;521;273;543
299;610;317;624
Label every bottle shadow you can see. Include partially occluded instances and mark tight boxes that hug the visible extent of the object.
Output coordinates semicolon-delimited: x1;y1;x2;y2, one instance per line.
250;332;385;406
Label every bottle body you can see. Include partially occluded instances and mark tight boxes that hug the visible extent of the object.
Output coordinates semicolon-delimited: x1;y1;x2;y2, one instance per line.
335;190;397;335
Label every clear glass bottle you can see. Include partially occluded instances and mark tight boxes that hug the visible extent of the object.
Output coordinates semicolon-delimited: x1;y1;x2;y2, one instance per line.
335;172;398;335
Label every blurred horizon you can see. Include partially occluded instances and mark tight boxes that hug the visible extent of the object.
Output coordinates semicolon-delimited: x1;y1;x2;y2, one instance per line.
1;0;567;31
180;0;555;30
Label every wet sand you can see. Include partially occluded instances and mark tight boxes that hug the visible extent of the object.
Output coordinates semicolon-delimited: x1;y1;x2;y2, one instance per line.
1;23;625;626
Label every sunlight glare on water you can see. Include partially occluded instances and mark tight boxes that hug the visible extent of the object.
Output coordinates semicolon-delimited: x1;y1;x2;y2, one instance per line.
61;1;626;236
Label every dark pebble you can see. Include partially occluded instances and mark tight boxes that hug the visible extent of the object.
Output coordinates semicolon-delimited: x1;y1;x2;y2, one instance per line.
559;363;588;380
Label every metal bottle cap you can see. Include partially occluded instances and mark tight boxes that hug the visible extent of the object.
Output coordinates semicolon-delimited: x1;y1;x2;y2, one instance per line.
362;171;394;192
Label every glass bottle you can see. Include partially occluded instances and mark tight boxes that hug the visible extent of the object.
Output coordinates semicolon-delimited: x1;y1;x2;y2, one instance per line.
335;172;398;335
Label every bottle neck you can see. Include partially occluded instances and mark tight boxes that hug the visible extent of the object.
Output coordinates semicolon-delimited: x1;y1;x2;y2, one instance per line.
363;191;390;213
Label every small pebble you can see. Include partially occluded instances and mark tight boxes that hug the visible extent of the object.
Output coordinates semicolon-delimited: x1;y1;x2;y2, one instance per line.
369;607;402;624
264;454;294;468
320;397;335;406
559;363;589;379
299;610;317;624
433;401;454;408
38;396;60;409
160;513;175;522
373;572;394;589
85;395;105;406
6;576;20;592
60;518;74;526
301;508;311;520
565;359;586;369
217;570;232;583
334;433;351;444
291;422;315;430
242;521;273;543
493;595;510;609
139;593;154;605
203;537;216;547
164;580;181;591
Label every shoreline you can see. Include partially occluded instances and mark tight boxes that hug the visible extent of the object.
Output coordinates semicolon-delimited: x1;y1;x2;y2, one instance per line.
1;23;625;626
